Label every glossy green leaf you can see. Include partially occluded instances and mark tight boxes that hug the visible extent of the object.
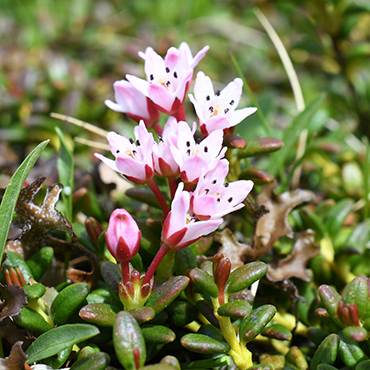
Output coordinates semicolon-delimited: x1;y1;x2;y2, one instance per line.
261;323;292;341
240;305;276;343
23;283;46;300
26;247;54;281
217;300;252;319
180;334;230;354
113;310;146;370
167;301;198;327
159;355;181;370
101;261;121;296
79;303;120;327
142;325;176;344
51;282;90;324
25;324;99;363
324;198;354;239
343;326;368;342
342;277;368;320
16;306;52;332
338;332;366;369
238;137;284;158
310;334;339;370
145;276;189;314
43;346;72;369
238;167;275;185
196;300;219;328
318;285;343;327
0;140;49;263
174;248;196;276
70;352;110;370
285;346;308;370
180;355;231;369
189;268;218;298
226;261;268;295
129;306;156;325
356;359;370;370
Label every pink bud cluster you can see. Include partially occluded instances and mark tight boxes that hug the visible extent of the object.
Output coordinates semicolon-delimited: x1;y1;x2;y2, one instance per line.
97;42;256;294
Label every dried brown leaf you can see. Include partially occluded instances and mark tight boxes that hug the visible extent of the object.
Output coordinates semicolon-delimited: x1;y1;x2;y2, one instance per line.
0;284;28;322
0;341;27;370
267;230;320;282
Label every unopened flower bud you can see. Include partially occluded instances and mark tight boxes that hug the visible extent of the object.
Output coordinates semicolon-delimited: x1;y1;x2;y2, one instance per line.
106;209;141;263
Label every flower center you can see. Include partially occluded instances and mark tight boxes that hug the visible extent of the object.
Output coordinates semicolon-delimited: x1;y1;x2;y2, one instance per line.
210;103;220;117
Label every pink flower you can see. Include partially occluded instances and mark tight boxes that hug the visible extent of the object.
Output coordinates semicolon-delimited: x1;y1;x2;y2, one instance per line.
174;121;226;184
191;163;254;221
106;209;141;263
161;183;223;250
95;121;154;184
126;43;209;115
105;80;160;128
188;71;257;136
152;117;182;178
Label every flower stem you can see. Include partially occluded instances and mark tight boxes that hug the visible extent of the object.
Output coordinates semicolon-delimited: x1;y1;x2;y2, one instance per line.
147;178;170;217
174;103;186;122
168;177;178;200
143;243;169;285
120;261;130;284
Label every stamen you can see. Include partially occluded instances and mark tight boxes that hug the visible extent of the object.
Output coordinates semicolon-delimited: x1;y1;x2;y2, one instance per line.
212;179;217;184
216;90;221;96
166;67;170;73
116;150;120;154
186;141;191;147
217;198;221;202
186;149;191;156
204;146;208;153
205;189;209;194
206;95;210;101
228;197;233;203
166;81;171;87
150;74;154;81
132;150;137;156
197;138;201;144
224;182;229;187
209;106;214;113
136;139;141;146
230;100;234;105
224;108;229;114
173;71;178;78
158;135;163;142
129;138;134;144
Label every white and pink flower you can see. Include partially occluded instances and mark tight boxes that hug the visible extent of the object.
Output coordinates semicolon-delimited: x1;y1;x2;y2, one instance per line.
189;71;257;136
95;121;154;184
127;43;209;115
105;80;160;129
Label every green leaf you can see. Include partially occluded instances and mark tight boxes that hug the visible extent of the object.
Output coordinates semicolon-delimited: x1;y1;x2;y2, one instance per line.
238;137;284;158
342;326;368;342
217;300;252;319
26;247;54;281
43;346;72;369
51;282;90;324
70;352;110;370
324;198;354;239
129;306;156;325
238;167;275;185
0;140;49;263
180;355;231;369
142;325;176;344
338;332;366;368
189;268;218;298
145;276;189;314
79;303;120;327
342;277;368;320
318;285;343;327
310;334;339;370
25;324;99;363
23;283;46;300
261;323;292;341
56;126;74;221
356;360;370;370
101;261;121;296
240;305;276;343
16;306;52;332
113;311;146;370
174;248;197;276
167;301;198;327
2;251;33;283
180;334;230;355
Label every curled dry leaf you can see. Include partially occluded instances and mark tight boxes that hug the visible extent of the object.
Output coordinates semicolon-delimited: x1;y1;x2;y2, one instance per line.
267;230;320;282
0;341;28;370
0;284;28;322
254;184;315;255
2;177;99;286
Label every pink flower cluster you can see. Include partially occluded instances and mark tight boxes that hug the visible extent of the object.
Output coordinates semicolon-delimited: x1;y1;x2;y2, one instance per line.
96;42;255;288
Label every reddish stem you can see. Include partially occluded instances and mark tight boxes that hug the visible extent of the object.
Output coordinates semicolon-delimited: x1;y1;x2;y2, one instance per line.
153;122;163;135
173;103;186;122
120;261;130;285
143;243;169;285
168;177;178;200
147;178;169;217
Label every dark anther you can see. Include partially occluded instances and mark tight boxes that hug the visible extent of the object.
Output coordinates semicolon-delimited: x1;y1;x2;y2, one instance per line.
228;197;233;203
158;135;163;142
205;189;209;194
186;149;191;156
230;100;234;105
173;71;178;78
206;95;210;101
186;141;191;147
166;67;170;73
216;90;221;96
132;150;137;156
116;150;120;154
136;139;141;146
166;81;171;87
150;74;154;81
209;106;214;113
224;182;229;187
217;198;221;202
224;108;229;114
129;138;134;144
204;146;208;152
197;138;201;144
212;179;217;184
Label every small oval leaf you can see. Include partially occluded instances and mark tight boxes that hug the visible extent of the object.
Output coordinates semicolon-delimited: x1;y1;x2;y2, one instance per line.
181;333;230;354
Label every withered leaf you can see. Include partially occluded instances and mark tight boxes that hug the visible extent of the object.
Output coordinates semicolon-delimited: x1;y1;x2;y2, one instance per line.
5;177;75;259
0;284;28;322
0;341;27;370
0;319;34;350
267;230;320;282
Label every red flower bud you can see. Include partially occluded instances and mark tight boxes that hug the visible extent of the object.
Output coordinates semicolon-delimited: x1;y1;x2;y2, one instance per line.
105;209;141;263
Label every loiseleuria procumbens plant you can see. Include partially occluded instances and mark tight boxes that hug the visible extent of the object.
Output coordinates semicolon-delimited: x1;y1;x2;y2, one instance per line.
93;42;276;370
